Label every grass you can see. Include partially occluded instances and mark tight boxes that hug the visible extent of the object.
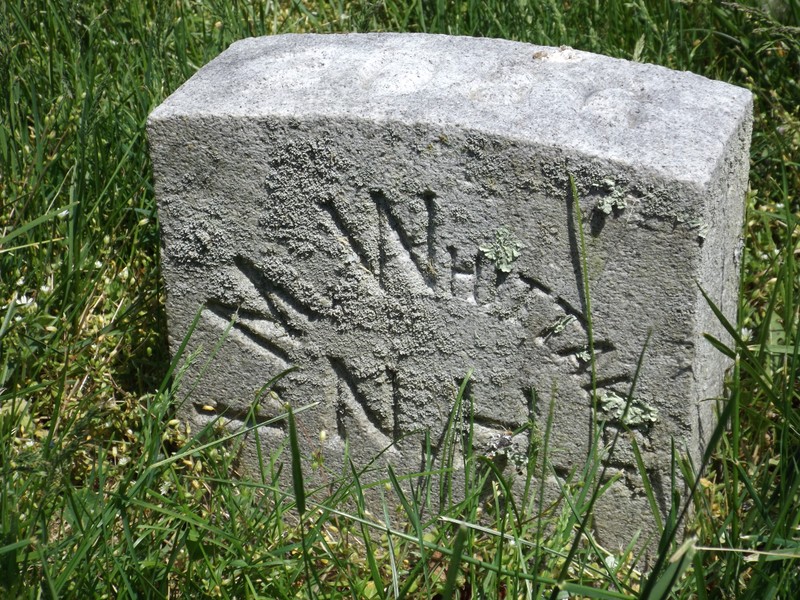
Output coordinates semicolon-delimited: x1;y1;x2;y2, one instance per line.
1;0;798;597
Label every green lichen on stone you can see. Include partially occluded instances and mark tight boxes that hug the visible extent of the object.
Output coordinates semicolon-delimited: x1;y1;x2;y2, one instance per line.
688;218;711;241
595;178;627;215
483;431;530;475
543;315;575;341
599;391;658;426
480;227;524;273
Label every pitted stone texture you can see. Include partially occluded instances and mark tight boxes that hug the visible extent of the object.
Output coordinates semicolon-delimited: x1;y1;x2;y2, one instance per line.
148;33;752;550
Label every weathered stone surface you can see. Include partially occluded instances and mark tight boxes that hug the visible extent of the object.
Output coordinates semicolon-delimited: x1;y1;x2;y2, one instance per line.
148;33;752;549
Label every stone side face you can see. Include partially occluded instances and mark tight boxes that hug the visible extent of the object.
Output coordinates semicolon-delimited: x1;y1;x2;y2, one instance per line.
148;33;752;550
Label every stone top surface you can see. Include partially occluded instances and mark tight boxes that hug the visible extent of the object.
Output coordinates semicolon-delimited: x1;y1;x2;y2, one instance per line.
149;33;752;187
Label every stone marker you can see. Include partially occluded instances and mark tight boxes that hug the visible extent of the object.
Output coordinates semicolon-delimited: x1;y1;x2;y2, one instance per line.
148;33;752;549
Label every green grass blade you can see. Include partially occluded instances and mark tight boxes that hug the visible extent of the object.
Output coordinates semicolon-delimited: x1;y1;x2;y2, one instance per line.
440;525;468;600
642;537;696;600
629;432;663;534
287;403;306;517
0;202;77;250
348;460;386;600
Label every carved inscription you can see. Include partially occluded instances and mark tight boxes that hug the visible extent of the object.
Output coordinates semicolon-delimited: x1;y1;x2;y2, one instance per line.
200;185;628;464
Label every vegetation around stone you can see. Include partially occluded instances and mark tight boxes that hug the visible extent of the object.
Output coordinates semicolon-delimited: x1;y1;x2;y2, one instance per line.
1;0;798;597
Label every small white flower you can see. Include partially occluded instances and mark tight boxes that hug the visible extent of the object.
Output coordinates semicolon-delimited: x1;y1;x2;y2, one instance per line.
58;209;69;219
